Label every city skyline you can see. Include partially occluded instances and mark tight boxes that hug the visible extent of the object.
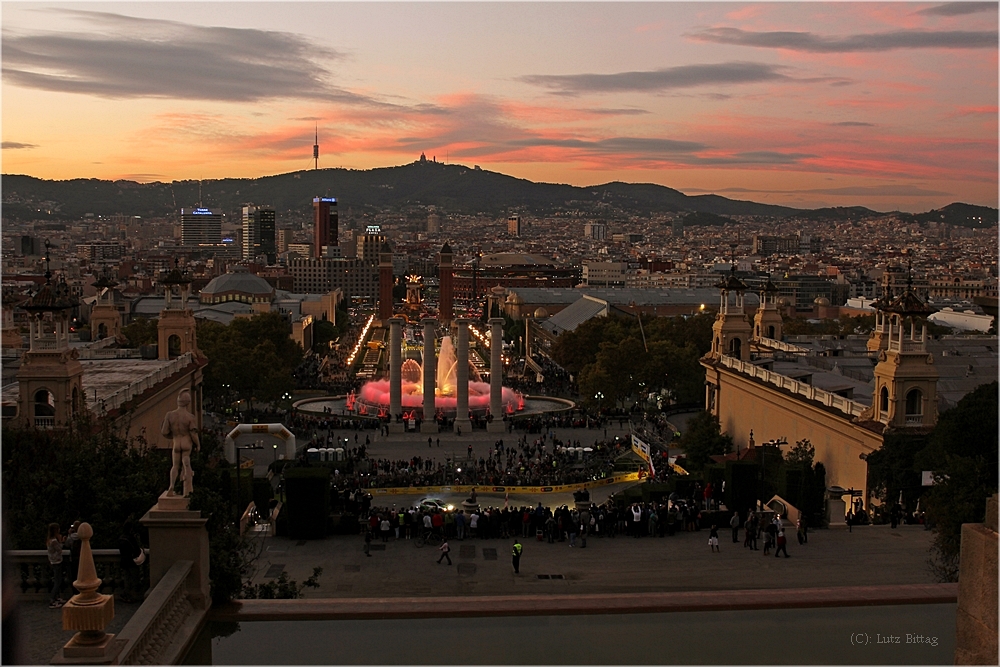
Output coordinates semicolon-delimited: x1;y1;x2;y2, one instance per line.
2;2;997;212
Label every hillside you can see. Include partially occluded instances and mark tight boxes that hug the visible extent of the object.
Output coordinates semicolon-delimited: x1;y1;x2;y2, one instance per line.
2;162;995;226
1;161;800;222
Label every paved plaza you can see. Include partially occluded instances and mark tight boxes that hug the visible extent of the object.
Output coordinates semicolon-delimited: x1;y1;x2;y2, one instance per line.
19;415;944;664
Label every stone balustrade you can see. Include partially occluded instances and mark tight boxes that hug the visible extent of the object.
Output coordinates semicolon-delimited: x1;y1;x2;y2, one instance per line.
99;352;193;413
117;560;203;666
757;337;810;354
8;548;147;598
719;355;866;418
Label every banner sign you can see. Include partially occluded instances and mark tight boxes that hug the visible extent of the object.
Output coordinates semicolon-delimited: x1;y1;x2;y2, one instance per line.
631;434;655;477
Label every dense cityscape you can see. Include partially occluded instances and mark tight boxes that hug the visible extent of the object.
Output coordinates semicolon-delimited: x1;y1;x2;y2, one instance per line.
2;2;997;665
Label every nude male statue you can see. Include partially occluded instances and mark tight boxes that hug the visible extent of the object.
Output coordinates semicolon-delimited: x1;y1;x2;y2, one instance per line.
161;389;200;497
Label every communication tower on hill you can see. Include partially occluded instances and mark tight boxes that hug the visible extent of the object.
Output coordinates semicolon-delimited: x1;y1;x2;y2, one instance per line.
313;124;319;170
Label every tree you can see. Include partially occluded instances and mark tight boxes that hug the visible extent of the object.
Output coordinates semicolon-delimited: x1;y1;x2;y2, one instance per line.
915;381;998;581
197;313;302;412
784;439;815;467
678;411;733;470
1;419;166;550
121;317;158;348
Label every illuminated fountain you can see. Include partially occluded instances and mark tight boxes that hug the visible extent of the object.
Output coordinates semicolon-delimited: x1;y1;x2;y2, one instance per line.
354;335;519;418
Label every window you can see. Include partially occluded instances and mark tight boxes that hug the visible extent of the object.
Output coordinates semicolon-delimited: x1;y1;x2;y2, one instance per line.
905;388;922;417
34;389;55;417
880;386;889;412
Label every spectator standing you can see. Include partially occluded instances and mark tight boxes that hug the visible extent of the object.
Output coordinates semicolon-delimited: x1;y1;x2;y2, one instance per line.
64;521;82;585
364;529;373;557
117;521;143;602
437;539;452;565
730;512;741;543
796;517;807;545
708;525;720;553
380;517;391;542
46;523;66;608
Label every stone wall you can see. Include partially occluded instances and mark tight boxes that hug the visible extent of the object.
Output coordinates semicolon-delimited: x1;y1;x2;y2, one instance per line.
955;493;998;665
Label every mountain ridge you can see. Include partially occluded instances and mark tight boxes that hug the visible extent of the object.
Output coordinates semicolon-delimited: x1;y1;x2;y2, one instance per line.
2;161;996;226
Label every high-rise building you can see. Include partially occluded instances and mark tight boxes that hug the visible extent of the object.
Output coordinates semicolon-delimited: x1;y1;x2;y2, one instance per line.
584;222;607;241
276;229;291;254
507;214;522;236
356;226;388;264
313;197;338;257
181;208;222;246
242;205;276;263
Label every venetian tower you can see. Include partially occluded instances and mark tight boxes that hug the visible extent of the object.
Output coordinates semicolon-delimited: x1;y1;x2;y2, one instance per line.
871;279;939;429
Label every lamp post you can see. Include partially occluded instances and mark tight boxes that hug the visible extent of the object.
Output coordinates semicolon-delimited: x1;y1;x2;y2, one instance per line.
235;441;264;519
759;437;788;512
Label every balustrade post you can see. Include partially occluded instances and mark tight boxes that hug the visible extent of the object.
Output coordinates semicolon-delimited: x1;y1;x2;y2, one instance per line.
52;524;124;664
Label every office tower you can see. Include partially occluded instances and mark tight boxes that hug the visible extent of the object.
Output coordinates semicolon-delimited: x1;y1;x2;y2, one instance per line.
356;226;388;264
181;207;223;246
584;222;607;241
507;214;521;236
242;206;276;263
313;197;338;257
276;229;291;254
427;212;441;233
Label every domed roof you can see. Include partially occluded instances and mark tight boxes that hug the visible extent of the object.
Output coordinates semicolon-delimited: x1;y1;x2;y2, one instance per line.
506;292;525;305
777;296;793;307
533;307;549;318
814;297;831;306
201;269;274;297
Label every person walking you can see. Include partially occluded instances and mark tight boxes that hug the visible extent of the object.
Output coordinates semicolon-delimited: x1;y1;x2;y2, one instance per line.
730;511;741;543
762;524;774;556
46;523;66;608
775;529;790;558
437;539;452;565
708;524;720;553
363;528;373;557
796;517;807;545
511;538;523;574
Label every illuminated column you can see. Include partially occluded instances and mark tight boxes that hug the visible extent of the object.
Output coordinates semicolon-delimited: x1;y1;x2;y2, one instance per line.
487;317;505;433
421;318;438;433
388;317;403;433
454;318;471;434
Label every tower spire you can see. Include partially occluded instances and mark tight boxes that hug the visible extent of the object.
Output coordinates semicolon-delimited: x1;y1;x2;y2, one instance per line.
44;239;52;284
313;124;319;170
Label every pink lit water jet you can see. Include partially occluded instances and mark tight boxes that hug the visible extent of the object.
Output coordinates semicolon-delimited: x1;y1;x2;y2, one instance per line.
355;335;520;417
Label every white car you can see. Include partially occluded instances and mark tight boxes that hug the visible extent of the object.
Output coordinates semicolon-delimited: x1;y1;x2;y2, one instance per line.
414;497;454;512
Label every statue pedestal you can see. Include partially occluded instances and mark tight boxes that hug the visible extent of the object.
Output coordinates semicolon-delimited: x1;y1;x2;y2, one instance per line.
420;421;439;434
453;418;471;434
389;421;406;434
487;420;506;434
140;499;210;610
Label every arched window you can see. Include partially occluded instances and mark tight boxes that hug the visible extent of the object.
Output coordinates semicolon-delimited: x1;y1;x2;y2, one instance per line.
71;387;79;415
168;334;182;358
905;389;923;417
97;323;108;339
880;386;889;412
767;325;776;339
34;389;55;417
729;337;742;359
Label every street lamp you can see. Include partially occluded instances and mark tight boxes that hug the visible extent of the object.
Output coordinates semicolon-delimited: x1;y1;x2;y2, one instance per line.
235;440;265;519
759;437;788;512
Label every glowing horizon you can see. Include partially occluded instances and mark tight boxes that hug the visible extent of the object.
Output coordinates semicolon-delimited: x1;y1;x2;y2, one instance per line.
2;2;996;212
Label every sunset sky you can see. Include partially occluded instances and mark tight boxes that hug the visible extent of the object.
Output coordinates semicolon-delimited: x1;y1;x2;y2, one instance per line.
2;2;997;212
